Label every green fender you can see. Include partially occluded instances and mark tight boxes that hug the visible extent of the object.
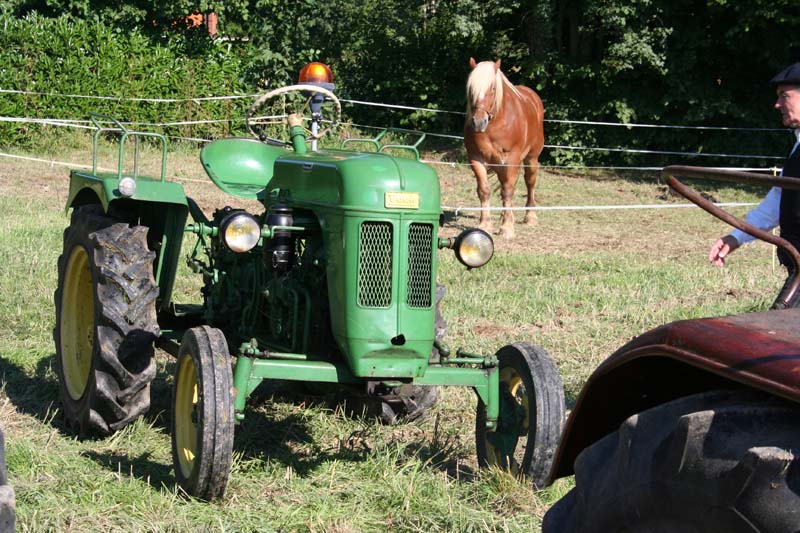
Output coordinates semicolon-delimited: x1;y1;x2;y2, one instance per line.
66;170;189;312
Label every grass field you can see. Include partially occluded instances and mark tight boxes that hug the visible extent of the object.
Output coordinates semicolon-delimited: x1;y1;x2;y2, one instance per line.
0;137;783;532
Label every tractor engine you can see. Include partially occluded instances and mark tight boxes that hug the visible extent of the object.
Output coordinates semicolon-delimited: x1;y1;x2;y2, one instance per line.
259;207;334;356
201;205;331;356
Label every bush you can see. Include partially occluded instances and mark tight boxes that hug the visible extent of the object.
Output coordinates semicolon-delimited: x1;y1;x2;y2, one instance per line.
0;12;248;148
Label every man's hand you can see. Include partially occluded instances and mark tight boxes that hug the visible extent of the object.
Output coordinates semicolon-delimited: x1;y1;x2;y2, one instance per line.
708;235;740;267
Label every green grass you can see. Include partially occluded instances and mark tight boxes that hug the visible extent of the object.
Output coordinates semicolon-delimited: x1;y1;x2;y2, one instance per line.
0;142;782;531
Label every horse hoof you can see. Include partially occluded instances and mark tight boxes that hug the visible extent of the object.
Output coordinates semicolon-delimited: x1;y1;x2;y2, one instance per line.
499;228;515;240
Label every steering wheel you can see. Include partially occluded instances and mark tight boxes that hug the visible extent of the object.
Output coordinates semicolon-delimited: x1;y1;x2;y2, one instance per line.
246;84;342;146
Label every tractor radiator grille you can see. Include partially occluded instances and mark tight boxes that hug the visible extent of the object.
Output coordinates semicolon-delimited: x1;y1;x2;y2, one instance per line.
406;223;433;308
358;222;393;307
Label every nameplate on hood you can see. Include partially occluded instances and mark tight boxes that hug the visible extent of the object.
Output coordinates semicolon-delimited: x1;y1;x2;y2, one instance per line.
385;192;419;209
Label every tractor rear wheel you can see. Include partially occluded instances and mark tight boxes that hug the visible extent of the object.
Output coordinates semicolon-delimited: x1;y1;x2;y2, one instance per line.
54;205;159;436
476;342;564;488
171;326;234;501
543;390;800;532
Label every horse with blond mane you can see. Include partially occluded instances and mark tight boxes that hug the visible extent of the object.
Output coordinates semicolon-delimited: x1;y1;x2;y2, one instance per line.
464;58;544;239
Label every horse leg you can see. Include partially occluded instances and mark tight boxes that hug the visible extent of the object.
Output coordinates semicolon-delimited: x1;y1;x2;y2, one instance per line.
469;159;492;231
523;155;540;224
498;165;518;239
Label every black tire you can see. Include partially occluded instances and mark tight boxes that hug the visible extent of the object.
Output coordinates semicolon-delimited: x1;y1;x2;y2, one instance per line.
53;205;159;436
356;284;448;424
476;342;565;489
377;384;438;425
171;326;234;501
0;426;7;490
0;426;14;533
338;383;438;425
543;390;800;532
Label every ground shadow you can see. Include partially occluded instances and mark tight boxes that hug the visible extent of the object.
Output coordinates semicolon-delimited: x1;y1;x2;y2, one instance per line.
0;353;487;493
0;354;61;428
400;416;478;481
564;388;579;412
439;210;484;233
82;449;177;492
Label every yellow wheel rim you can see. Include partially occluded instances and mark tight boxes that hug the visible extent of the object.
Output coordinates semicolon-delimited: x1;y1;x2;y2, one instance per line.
485;366;529;475
175;353;199;478
60;246;94;400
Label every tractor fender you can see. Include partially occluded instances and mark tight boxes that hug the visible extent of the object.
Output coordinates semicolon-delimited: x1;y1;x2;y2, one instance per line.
66;170;188;213
65;170;189;312
548;307;800;483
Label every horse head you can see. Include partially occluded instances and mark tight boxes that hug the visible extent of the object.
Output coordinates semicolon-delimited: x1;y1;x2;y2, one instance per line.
467;58;503;133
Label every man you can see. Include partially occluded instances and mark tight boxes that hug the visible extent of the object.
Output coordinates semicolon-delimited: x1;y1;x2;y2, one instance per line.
708;63;800;304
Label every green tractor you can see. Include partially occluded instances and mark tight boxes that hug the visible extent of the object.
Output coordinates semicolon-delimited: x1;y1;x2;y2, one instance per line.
53;71;565;500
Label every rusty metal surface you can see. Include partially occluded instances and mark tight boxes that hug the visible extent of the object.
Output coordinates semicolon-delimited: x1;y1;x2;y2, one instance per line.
601;308;800;399
549;308;800;481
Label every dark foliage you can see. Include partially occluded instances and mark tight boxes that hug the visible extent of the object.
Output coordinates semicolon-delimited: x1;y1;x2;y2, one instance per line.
3;0;800;165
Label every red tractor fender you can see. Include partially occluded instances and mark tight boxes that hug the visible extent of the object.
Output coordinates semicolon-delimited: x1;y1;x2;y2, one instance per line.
548;307;800;482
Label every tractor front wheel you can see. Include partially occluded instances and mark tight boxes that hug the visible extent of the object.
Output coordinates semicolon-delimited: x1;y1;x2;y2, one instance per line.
543;390;800;532
54;205;159;436
171;326;234;500
476;342;564;488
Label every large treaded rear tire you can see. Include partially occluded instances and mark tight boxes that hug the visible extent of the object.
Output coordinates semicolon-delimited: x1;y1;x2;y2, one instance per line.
543;390;800;532
54;205;159;436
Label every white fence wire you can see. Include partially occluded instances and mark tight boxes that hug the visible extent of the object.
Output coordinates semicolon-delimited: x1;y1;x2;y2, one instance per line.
0;86;786;212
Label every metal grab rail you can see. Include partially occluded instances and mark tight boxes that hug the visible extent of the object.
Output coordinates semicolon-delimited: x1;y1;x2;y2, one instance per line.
341;127;426;160
662;165;800;309
89;113;169;182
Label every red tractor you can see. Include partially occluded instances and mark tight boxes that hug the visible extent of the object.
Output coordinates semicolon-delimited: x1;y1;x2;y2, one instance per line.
543;166;800;532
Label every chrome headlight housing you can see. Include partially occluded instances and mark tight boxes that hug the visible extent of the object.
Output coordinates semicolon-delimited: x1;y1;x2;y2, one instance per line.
118;176;137;198
220;212;261;253
454;228;494;268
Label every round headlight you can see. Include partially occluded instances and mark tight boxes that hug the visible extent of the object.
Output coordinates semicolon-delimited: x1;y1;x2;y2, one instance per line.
221;212;261;253
454;229;494;268
118;176;137;198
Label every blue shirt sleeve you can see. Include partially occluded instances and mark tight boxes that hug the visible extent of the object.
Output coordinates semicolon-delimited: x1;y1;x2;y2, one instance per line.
729;186;781;245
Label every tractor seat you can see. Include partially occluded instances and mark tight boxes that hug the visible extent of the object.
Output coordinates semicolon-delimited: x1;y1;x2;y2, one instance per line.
200;137;287;200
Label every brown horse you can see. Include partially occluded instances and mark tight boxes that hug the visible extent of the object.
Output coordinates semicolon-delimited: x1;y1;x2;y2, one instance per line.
464;58;544;239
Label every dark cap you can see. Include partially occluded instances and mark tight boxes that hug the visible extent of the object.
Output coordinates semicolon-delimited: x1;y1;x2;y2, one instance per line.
770;63;800;86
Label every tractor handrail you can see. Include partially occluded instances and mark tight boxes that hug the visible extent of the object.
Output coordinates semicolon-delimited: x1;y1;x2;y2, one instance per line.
341;127;426;160
662;165;800;309
340;129;388;151
89;113;169;182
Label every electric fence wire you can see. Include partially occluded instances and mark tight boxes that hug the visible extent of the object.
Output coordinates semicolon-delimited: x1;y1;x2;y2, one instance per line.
0;149;759;212
0;86;790;132
0;88;786;212
0;116;680;171
0;112;784;170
